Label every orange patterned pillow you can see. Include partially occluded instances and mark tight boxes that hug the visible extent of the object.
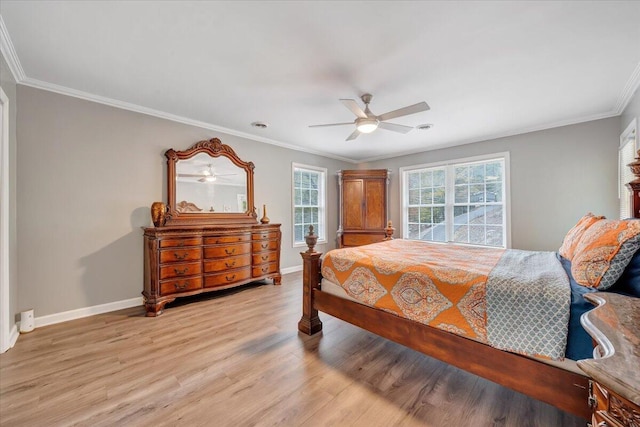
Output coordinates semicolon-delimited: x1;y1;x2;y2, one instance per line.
558;213;604;261
571;219;640;289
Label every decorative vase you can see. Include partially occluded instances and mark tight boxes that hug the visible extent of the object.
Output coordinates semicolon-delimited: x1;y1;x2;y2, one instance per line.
150;202;167;227
260;204;270;224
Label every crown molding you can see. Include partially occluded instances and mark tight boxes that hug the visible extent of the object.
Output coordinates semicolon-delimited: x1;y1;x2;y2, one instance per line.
358;110;620;163
13;74;630;165
0;15;25;83
615;60;640;114
19;77;358;164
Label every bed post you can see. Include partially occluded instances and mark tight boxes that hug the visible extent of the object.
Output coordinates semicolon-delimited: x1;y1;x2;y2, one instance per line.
383;220;395;240
298;226;323;335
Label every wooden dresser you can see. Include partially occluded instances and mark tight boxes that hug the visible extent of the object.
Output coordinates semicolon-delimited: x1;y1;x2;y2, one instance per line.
144;137;281;316
578;293;640;427
143;223;281;316
338;169;389;247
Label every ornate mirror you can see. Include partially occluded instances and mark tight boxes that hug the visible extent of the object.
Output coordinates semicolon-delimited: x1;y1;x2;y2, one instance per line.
165;138;256;224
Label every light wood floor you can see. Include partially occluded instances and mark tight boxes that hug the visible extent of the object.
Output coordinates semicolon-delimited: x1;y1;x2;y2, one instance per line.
0;271;585;427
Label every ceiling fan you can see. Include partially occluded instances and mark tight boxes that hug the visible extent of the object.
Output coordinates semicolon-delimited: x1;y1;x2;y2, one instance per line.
309;93;430;141
178;164;237;183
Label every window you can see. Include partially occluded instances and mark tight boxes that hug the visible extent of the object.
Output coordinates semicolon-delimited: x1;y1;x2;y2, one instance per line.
292;164;327;246
619;120;637;219
401;153;509;248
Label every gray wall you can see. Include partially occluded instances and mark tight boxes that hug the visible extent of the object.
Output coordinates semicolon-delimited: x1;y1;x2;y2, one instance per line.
362;117;621;251
16;86;351;317
621;87;640;135
1;53;18;330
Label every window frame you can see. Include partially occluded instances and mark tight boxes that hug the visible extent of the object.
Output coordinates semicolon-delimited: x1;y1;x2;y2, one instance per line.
619;119;637;219
291;163;327;248
400;152;511;248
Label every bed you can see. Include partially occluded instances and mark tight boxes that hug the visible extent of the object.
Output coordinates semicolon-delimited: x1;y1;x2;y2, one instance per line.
298;215;640;420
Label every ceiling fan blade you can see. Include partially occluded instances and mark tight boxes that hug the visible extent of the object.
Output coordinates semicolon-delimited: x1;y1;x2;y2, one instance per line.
309;122;354;128
178;173;205;177
378;122;414;134
346;129;361;141
377;102;430;122
340;99;368;118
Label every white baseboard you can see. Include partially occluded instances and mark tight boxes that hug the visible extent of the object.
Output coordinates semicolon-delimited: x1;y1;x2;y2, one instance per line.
20;269;303;331
281;265;302;275
34;297;143;328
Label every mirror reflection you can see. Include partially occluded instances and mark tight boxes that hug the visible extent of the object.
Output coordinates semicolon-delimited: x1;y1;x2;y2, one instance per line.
175;153;247;213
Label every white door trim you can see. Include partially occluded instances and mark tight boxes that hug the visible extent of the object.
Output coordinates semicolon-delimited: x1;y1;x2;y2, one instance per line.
0;86;12;353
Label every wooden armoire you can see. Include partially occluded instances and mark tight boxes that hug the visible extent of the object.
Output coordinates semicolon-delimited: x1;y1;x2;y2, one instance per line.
338;169;390;247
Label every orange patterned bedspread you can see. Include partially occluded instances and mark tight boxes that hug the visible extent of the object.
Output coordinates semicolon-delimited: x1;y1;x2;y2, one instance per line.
321;239;505;342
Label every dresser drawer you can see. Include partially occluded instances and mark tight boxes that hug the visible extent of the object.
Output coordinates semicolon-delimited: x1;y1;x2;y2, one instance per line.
252;262;278;277
204;242;251;258
159;247;202;263
204;255;251;273
204;267;251;288
252;251;278;265
204;234;250;245
160;276;202;296
159;237;202;248
159;261;202;280
252;240;279;252
252;231;279;240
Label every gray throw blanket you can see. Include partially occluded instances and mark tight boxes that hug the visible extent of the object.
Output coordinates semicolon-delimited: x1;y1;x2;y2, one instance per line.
486;250;570;360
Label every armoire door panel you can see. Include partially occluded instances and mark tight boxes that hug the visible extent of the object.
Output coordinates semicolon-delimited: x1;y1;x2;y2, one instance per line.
364;180;385;229
343;180;364;229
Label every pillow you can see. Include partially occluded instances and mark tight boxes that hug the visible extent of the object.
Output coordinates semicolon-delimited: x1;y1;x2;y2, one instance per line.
610;247;640;297
571;219;640;289
559;213;604;260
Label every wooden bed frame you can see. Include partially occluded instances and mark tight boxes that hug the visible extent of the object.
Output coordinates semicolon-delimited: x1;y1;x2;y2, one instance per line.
297;233;592;420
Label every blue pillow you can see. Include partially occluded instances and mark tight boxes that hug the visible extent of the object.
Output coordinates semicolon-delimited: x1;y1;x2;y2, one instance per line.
610;248;640;297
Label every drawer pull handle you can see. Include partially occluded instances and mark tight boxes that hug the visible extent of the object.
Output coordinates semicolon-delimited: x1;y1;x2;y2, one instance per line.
174;267;189;275
225;260;236;268
225;248;236;255
261;243;268;249
225;274;236;282
174;252;188;260
215;239;221;244
262;266;269;273
178;241;185;247
174;282;188;290
261;255;269;261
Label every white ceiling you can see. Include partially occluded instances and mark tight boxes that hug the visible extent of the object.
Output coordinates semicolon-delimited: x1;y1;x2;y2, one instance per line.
1;1;639;162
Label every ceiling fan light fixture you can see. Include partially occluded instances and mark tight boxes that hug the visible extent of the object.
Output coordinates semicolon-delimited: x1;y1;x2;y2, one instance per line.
204;175;216;182
356;118;379;134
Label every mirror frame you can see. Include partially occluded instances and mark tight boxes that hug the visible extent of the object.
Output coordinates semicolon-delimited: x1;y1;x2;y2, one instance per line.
165;138;257;225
